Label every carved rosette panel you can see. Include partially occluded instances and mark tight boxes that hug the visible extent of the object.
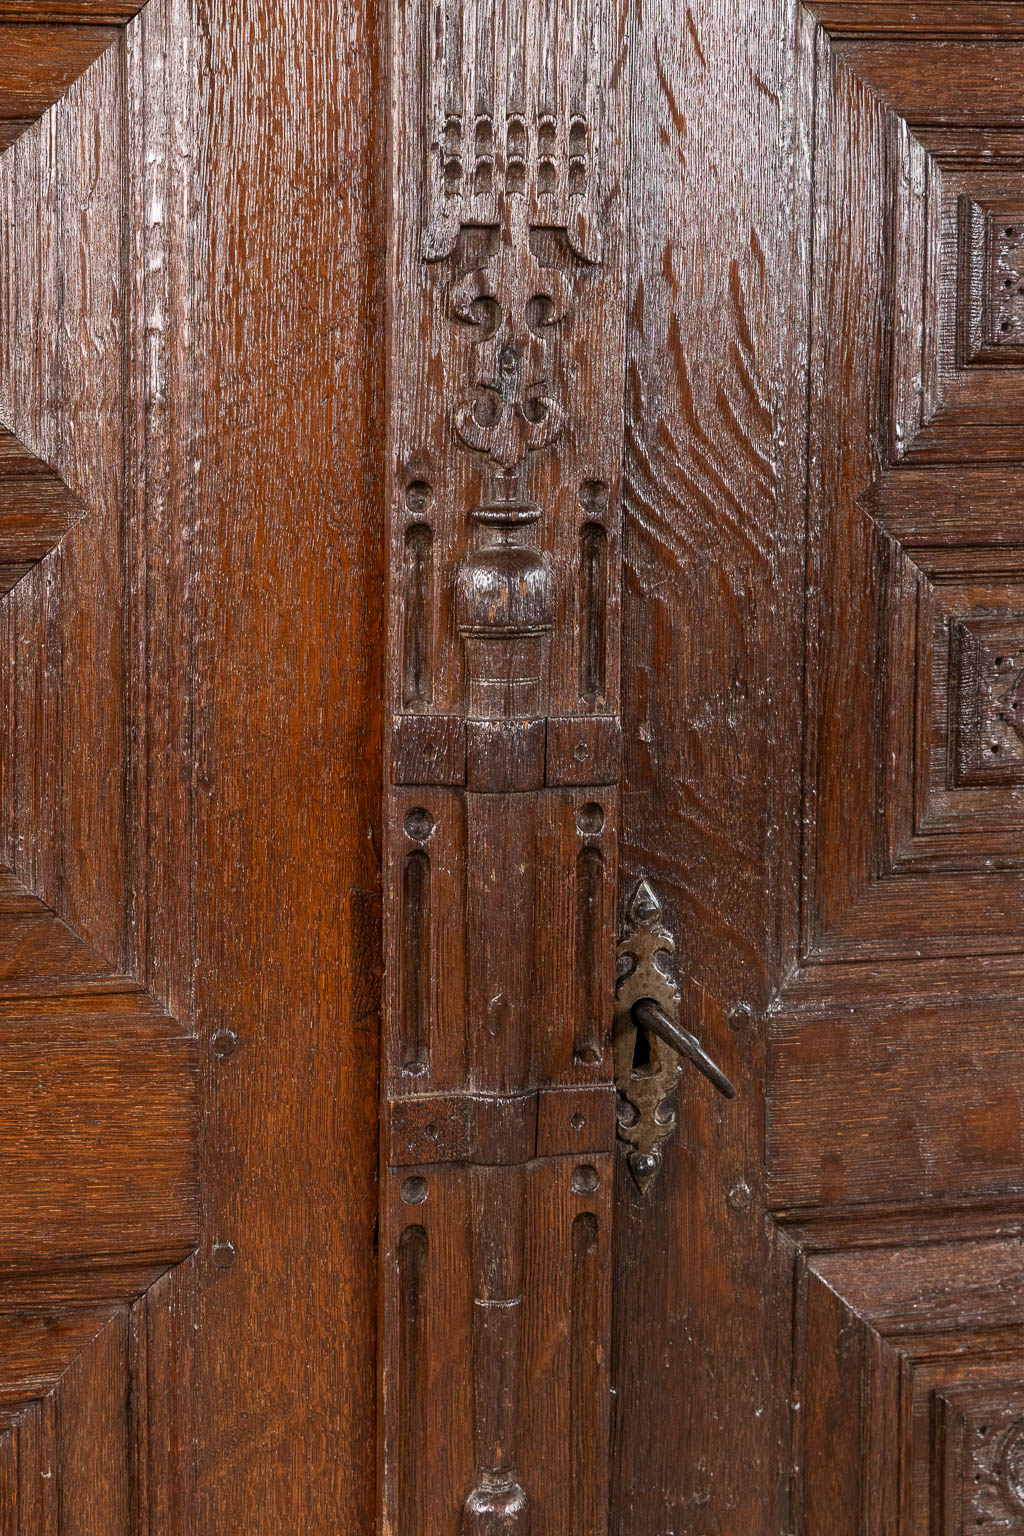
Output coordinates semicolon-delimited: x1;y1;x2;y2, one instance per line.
382;0;625;1528
950;614;1024;786
0;10;199;1529
938;1392;1024;1533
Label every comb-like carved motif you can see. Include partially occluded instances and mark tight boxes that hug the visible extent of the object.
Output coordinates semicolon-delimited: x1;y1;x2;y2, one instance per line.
423;0;602;262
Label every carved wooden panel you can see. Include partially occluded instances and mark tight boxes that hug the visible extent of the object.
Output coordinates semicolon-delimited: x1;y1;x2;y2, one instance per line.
382;0;626;1527
949;613;1024;786
790;1230;1024;1533
769;3;1024;1210
611;0;1024;1526
961;199;1024;366
759;5;1024;1528
0;11;199;1528
937;1386;1024;1533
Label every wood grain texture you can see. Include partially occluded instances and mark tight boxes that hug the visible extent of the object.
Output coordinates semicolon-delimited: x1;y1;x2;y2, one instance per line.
613;0;1024;1527
0;15;205;1531
180;0;385;1526
612;0;802;1526
0;0;384;1527
785;1232;1024;1533
16;0;1024;1525
0;24;120;139
614;0;1024;1528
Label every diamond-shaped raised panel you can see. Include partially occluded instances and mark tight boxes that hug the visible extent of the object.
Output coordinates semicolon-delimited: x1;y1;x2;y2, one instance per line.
791;1237;1024;1535
0;9;199;1530
889;143;1024;463
769;4;1024;1219
871;557;1024;871
801;12;1024;962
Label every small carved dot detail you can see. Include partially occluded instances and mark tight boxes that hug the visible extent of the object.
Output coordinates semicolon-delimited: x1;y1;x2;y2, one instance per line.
403;806;434;841
958;1409;1024;1529
571;1165;599;1195
950;616;1024;786
991;220;1024;347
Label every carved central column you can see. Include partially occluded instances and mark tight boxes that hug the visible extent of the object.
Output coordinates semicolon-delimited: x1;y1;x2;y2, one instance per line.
381;1;626;1528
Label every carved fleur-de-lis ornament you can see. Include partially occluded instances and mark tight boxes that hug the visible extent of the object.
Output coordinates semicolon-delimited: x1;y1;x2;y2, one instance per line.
450;203;572;472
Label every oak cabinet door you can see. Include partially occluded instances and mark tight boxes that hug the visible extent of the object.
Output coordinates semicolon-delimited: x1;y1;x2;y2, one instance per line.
613;3;1024;1533
0;3;381;1529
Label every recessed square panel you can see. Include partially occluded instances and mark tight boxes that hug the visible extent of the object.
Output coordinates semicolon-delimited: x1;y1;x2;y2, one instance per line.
892;148;1024;462
961;198;1024;365
873;554;1024;869
949;612;1024;785
934;1383;1024;1535
904;567;1024;858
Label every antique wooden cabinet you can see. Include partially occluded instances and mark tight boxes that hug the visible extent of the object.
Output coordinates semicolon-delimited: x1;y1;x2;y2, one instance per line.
3;0;1024;1530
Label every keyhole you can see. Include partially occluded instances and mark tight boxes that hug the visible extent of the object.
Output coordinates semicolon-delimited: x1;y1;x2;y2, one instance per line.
632;1026;653;1075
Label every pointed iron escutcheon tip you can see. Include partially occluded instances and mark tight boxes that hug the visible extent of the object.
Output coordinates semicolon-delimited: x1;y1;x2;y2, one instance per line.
628;879;662;928
628;1147;662;1194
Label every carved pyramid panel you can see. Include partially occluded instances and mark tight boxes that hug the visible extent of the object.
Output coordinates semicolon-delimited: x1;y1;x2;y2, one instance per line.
768;4;1024;1219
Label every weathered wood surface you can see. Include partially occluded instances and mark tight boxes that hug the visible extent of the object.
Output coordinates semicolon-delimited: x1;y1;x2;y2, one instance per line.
612;0;799;1526
7;0;1024;1528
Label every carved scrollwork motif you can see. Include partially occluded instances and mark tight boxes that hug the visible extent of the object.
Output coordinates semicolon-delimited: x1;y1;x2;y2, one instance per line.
384;0;622;1525
450;208;572;471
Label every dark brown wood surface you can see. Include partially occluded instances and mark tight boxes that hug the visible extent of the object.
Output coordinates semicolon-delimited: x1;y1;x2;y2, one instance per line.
614;1;1024;1532
380;1;626;1527
6;0;1024;1529
0;0;383;1529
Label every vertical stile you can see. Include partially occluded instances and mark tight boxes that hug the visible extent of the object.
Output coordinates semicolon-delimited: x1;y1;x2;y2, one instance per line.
383;0;626;1526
